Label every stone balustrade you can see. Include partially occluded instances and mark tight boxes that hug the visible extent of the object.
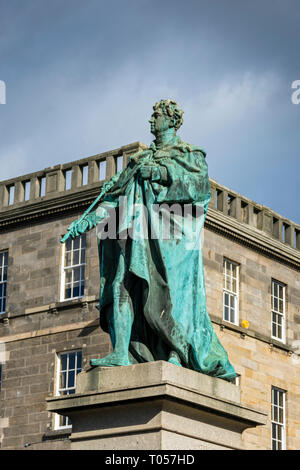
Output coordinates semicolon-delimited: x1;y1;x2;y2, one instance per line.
209;179;300;251
0;142;145;209
0;142;299;251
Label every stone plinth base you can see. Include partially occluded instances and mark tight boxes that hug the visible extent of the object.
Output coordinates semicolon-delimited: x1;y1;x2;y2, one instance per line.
46;361;267;450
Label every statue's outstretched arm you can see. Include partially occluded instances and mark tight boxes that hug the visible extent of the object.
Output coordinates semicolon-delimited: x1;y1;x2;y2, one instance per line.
61;171;121;242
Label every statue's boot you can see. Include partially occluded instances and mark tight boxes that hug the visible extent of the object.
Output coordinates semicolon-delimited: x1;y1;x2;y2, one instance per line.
168;351;182;367
90;352;132;367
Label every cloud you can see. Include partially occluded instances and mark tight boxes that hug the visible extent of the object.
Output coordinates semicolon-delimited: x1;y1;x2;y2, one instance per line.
0;1;299;223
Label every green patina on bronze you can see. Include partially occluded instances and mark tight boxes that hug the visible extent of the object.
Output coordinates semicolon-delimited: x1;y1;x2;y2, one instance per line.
62;99;237;382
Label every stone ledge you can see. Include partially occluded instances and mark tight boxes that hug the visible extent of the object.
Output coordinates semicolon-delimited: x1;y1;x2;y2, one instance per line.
210;314;298;355
46;361;267;450
43;429;71;441
47;362;267;425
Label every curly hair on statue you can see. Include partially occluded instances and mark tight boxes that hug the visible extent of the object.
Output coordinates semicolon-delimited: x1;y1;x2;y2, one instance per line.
153;99;184;131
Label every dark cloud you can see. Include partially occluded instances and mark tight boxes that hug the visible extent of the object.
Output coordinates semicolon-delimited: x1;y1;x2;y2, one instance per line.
0;0;299;222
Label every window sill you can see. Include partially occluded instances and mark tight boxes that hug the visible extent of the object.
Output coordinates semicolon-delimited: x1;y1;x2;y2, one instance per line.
43;428;71;442
6;295;98;319
211;314;295;355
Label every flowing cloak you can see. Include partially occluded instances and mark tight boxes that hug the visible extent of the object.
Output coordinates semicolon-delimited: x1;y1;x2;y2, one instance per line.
94;136;237;382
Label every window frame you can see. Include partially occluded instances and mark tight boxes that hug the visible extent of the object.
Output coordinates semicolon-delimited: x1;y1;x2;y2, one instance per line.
271;386;286;450
222;258;239;326
0;250;8;314
60;234;86;302
271;279;286;343
54;350;82;430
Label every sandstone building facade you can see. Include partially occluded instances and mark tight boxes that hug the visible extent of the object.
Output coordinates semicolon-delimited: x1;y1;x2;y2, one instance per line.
0;142;299;450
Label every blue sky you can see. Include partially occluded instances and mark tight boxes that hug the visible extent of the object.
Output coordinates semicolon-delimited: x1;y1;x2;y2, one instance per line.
0;0;299;223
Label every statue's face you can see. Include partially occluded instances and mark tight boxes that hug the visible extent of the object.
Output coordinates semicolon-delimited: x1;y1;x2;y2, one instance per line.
149;108;173;135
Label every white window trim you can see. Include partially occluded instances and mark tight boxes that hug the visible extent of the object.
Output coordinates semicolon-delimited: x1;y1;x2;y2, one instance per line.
54;350;82;430
0;250;8;314
271;280;286;343
60;236;86;302
271;387;286;450
223;259;239;326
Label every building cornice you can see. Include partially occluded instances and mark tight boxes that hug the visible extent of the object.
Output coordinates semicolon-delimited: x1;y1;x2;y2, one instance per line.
206;207;300;270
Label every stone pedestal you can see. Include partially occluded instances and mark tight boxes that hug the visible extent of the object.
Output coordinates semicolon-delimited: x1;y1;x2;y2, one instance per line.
46;361;267;450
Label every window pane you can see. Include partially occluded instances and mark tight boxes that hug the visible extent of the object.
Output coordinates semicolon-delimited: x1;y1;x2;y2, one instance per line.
73;250;80;266
65;270;73;284
60;371;67;389
68;371;75;389
61;354;68;371
65;287;72;299
225;276;230;291
65;250;72;267
224;305;229;321
73;283;80;298
272;319;277;338
278;299;283;313
66;237;72;252
73;267;81;282
77;352;82;371
80;283;85;297
69;353;76;370
74;237;80;251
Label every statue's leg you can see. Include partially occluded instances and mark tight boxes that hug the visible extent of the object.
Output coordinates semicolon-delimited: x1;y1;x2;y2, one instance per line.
90;255;134;367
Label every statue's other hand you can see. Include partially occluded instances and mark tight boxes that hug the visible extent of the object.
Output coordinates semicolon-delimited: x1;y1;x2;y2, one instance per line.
139;165;152;180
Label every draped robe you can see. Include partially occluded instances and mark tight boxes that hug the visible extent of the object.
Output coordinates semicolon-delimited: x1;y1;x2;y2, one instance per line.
94;136;237;382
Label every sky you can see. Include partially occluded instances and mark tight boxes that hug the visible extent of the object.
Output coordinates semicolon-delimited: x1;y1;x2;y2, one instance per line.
0;0;299;223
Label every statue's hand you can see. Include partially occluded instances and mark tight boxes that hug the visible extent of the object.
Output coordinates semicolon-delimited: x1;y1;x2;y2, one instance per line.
67;219;89;239
139;165;153;180
67;209;108;239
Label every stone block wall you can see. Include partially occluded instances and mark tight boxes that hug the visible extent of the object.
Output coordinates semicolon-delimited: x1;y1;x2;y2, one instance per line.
203;228;300;450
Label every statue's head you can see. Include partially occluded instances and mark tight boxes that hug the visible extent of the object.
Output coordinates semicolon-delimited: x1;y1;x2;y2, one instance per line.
149;99;184;136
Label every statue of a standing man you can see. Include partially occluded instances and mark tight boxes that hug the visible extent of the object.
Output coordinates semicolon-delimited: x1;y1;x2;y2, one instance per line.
63;100;236;382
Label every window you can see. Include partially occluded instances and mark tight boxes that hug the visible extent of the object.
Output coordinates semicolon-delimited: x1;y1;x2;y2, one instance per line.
61;235;86;300
223;259;239;325
55;351;82;428
0;251;8;314
271;280;286;342
271;387;286;450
